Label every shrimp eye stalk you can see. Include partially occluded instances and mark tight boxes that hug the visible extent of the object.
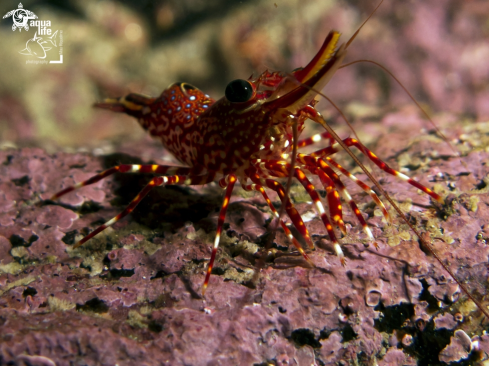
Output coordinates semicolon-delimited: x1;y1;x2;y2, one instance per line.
225;79;254;103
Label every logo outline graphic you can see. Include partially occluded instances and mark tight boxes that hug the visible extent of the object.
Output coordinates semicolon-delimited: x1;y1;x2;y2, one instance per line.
19;30;58;59
2;3;38;32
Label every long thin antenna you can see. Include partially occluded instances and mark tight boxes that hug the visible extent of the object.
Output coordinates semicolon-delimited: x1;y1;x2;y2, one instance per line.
339;59;462;160
345;0;384;49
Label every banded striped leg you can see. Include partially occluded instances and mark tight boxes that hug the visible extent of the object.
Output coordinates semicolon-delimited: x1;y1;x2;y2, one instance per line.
241;182;312;264
267;153;379;246
293;168;346;265
294;153;390;222
299;153;385;237
304;165;347;234
309;137;443;203
260;158;379;251
295;128;391;221
311;163;377;247
72;174;212;249
50;164;194;200
248;171;314;249
318;156;391;222
202;174;237;295
259;160;364;263
254;159;346;234
297;131;334;149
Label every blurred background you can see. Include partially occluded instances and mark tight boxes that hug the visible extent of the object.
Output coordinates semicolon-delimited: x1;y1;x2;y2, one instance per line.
0;0;488;151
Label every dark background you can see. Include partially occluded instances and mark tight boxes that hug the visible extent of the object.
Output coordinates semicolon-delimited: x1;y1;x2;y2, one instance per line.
0;0;488;149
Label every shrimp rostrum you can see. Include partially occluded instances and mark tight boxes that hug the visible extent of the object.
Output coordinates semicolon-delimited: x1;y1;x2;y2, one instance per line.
51;29;444;296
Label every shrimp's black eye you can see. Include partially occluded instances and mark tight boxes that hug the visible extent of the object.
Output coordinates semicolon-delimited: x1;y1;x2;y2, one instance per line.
225;79;253;103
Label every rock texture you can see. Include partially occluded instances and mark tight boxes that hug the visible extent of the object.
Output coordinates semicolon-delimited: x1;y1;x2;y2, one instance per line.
1;0;489;365
1;114;489;365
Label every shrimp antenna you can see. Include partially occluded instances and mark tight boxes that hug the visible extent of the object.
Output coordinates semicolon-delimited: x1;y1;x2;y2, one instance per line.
339;59;462;160
345;0;383;49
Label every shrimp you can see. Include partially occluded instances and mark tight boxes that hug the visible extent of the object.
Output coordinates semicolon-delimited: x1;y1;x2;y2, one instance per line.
1;2;488;366
45;1;489;363
48;0;468;292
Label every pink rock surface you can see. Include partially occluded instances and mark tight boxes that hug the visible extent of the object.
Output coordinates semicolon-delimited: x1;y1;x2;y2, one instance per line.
439;330;473;363
1;111;489;365
1;2;489;365
434;313;458;331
